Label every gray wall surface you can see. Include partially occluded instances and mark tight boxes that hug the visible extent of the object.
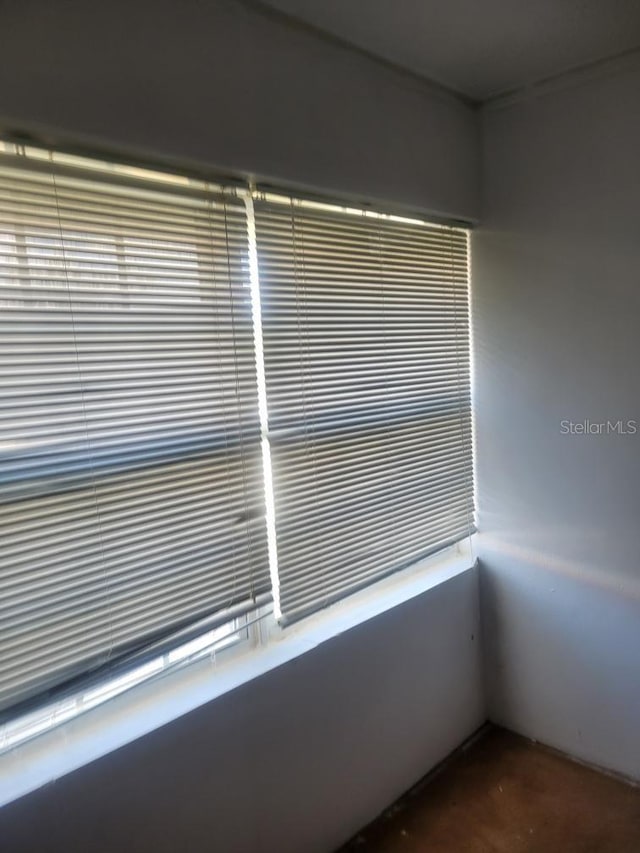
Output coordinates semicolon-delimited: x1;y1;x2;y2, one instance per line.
0;569;484;853
0;0;479;221
473;59;640;780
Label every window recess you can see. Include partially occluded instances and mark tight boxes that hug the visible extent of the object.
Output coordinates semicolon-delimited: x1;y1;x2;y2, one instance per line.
0;141;474;726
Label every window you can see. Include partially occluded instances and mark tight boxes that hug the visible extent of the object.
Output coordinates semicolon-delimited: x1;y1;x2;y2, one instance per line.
254;197;473;623
0;144;473;725
0;147;269;715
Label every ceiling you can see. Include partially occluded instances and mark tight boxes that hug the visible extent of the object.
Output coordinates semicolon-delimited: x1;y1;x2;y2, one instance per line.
260;0;640;101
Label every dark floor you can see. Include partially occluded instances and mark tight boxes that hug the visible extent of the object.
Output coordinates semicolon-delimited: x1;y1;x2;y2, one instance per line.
339;727;640;852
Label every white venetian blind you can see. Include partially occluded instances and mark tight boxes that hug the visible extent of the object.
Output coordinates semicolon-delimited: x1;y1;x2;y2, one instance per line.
0;148;269;712
255;197;473;624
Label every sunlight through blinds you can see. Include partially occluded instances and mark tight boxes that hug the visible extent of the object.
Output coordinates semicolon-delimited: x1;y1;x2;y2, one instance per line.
255;198;474;624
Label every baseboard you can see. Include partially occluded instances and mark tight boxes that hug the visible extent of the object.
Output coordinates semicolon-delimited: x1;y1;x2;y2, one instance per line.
495;723;640;789
338;720;493;849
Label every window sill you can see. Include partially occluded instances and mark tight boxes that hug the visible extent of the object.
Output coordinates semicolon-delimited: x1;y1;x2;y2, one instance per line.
0;541;475;809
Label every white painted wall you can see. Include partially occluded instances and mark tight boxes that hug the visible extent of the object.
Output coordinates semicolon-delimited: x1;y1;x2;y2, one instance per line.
0;570;484;853
473;57;640;780
0;0;479;221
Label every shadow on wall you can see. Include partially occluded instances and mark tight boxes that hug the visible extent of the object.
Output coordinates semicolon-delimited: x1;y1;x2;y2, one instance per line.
478;541;640;782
